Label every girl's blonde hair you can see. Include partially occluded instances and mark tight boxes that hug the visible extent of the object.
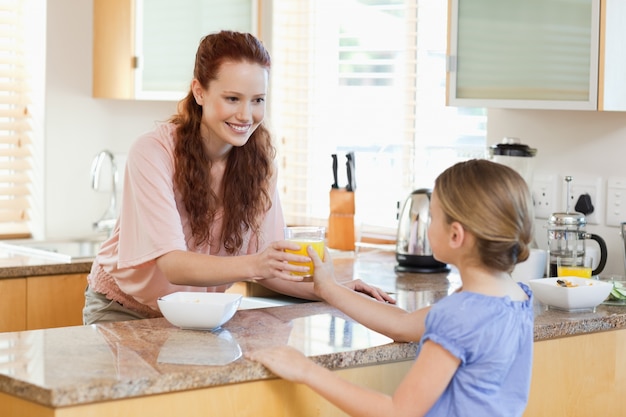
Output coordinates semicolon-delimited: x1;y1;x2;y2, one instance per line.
434;159;534;272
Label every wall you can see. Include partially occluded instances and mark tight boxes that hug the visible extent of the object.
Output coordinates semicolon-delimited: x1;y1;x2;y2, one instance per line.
45;1;626;276
44;0;176;240
488;109;626;276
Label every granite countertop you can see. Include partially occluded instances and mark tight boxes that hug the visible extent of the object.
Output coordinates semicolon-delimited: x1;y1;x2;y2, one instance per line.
1;249;626;409
0;253;93;278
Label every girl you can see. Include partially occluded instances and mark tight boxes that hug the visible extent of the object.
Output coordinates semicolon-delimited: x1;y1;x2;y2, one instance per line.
83;31;391;325
248;159;535;417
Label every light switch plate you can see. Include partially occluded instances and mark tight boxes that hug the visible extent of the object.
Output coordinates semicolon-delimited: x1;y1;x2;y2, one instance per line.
532;174;557;219
606;177;626;227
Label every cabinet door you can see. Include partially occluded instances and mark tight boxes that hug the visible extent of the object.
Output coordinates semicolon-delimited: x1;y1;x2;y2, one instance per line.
93;0;258;100
0;278;26;332
26;274;87;330
135;0;257;100
447;0;600;110
599;0;626;111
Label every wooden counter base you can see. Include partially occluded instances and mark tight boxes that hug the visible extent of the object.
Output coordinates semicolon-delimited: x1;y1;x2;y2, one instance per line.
524;327;626;417
0;360;411;417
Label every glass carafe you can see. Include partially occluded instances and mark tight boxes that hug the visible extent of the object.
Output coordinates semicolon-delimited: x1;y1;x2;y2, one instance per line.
547;212;607;277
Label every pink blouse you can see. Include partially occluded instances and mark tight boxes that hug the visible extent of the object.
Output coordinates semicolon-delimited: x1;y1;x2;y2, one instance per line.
87;123;285;317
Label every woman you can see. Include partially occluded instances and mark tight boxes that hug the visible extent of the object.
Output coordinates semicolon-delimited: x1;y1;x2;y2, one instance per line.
248;159;535;417
83;31;392;325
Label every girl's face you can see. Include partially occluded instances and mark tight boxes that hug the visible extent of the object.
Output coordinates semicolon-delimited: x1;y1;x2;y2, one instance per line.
427;191;450;263
193;60;268;153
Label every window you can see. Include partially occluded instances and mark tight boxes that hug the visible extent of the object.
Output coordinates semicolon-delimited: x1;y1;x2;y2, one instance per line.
270;0;486;236
0;0;40;239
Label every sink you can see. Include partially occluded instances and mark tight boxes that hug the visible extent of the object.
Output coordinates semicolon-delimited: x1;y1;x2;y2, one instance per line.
0;237;106;262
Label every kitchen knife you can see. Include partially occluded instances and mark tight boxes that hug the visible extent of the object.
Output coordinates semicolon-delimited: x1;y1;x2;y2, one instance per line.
346;152;356;192
331;154;339;189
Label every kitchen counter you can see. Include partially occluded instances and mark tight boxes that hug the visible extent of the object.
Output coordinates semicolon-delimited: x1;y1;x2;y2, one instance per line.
0;253;92;278
1;249;626;416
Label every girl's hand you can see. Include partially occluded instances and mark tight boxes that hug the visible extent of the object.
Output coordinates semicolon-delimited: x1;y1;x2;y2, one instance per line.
246;346;313;383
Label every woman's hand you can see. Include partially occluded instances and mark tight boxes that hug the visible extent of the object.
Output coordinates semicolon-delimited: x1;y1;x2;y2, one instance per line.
341;279;395;303
246;345;313;383
253;240;312;281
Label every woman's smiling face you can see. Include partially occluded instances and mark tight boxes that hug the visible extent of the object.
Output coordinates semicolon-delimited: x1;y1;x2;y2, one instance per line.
193;60;268;152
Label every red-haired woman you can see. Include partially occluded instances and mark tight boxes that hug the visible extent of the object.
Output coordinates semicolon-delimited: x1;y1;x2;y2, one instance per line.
83;31;392;324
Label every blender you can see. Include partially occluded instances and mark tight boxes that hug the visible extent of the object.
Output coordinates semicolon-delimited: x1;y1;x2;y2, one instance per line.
488;137;537;187
547;177;608;277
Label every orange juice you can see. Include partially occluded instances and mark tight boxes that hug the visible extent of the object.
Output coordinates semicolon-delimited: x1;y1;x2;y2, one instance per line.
285;239;325;277
557;265;592;278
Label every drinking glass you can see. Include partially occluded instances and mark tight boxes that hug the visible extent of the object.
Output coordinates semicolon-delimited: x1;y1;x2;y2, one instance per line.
284;226;325;278
557;256;593;278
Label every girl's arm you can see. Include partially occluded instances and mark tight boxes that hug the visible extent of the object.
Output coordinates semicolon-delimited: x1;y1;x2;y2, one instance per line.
309;247;429;342
246;340;459;417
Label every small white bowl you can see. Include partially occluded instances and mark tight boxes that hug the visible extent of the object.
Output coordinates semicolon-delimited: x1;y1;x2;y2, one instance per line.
157;292;242;330
528;277;612;312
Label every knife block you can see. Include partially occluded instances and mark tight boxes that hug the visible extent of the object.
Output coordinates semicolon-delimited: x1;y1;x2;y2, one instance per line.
327;188;355;251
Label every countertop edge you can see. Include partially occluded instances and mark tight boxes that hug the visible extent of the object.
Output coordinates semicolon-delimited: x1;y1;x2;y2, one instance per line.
0;261;93;278
0;339;420;408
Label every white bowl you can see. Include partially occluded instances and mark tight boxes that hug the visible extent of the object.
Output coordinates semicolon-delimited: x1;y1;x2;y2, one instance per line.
528;277;612;311
512;248;548;283
157;292;242;330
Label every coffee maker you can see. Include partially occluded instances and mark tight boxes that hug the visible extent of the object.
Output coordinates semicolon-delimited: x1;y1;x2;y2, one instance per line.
547;177;608;277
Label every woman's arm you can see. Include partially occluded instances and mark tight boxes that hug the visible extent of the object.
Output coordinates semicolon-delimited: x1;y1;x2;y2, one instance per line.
155;240;311;287
246;340;459;417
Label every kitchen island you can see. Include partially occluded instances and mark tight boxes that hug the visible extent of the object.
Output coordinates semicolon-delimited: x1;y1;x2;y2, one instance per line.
1;249;625;416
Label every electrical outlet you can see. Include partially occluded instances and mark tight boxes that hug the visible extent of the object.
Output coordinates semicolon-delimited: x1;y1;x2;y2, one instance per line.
561;175;602;225
531;174;557;219
606;177;626;227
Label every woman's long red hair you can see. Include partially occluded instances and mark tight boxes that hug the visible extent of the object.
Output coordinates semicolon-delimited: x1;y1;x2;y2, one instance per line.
170;31;275;254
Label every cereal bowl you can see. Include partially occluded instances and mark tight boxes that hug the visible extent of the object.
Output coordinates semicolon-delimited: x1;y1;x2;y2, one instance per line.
157;292;242;330
528;277;612;312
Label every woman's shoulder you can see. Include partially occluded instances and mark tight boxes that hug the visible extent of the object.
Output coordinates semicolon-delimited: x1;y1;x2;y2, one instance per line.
132;122;175;149
127;122;177;171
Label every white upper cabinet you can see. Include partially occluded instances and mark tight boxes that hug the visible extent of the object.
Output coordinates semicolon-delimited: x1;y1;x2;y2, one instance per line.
93;0;258;100
447;0;626;111
599;0;626;111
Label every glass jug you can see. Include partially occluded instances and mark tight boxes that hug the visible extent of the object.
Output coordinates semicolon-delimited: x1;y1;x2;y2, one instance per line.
547;211;607;277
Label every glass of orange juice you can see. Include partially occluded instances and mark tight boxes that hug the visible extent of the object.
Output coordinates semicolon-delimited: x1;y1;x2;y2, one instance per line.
557;256;593;278
284;226;325;278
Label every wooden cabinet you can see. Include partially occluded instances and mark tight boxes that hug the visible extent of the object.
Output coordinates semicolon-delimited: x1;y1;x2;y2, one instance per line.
0;278;26;332
93;0;259;100
524;328;626;417
0;274;87;332
26;274;87;330
447;0;626;111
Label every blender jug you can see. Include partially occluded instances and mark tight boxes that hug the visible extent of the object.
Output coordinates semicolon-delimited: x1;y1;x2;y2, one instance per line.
547;211;607;277
488;137;537;187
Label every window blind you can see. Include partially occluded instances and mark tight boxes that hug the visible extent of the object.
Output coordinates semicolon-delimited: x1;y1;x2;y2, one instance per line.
270;0;419;233
270;0;486;234
0;0;32;238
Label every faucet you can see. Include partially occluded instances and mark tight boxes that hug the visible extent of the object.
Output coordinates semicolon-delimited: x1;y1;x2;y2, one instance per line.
91;150;118;234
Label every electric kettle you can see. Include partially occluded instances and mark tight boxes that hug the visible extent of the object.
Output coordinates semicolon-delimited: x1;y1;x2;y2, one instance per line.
395;189;449;273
